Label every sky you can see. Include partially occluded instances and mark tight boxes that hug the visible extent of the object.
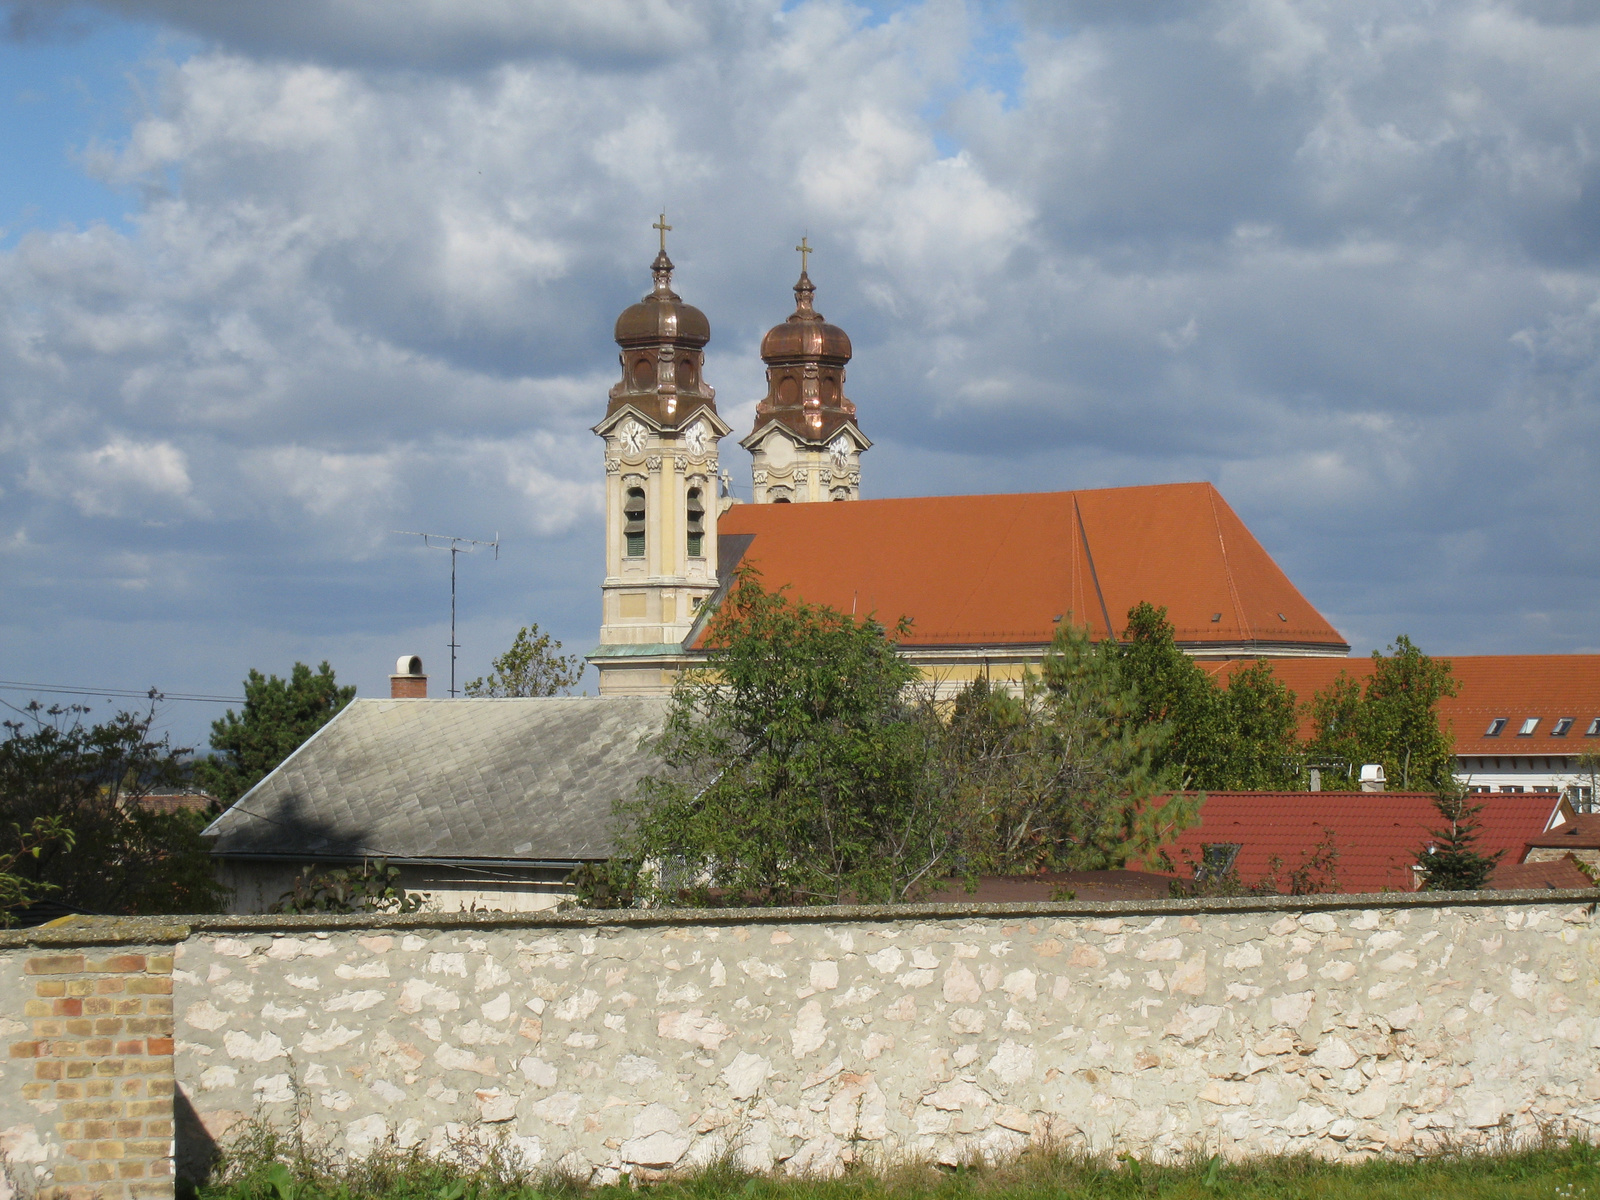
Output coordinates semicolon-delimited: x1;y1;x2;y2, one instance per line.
1;0;1597;750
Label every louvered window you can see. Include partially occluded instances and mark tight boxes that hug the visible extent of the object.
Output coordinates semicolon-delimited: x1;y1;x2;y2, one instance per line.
624;487;646;558
686;487;705;558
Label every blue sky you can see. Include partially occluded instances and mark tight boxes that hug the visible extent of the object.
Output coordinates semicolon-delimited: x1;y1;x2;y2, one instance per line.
1;0;1598;750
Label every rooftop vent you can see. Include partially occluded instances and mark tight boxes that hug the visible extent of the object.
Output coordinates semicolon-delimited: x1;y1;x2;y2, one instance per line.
1359;763;1386;792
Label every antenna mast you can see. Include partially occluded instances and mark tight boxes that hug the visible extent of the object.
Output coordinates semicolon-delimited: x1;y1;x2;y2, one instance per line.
393;530;500;697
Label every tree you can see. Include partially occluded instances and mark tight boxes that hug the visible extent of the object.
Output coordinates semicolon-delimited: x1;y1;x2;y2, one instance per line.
464;624;584;697
1115;603;1301;790
1306;636;1458;791
0;816;75;926
1217;661;1301;790
1032;618;1200;868
195;662;355;806
616;569;954;906
0;700;228;916
1417;791;1501;891
1116;602;1226;788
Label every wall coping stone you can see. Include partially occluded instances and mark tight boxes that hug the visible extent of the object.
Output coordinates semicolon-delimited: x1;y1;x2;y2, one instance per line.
3;887;1594;946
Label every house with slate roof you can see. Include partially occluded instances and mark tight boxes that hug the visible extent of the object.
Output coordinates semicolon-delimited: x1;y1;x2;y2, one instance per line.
203;693;669;914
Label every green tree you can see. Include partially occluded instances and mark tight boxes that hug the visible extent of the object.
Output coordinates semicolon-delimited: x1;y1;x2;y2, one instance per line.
195;662;355;806
1033;618;1200;868
1417;792;1501;891
0;816;75;926
1115;603;1301;790
616;569;952;906
1116;602;1226;788
1306;636;1458;791
1218;661;1301;790
0;700;228;916
464;624;584;697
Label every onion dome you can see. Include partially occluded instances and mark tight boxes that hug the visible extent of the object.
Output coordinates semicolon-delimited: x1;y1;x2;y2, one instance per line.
605;244;717;430
748;267;858;444
759;270;852;365
614;249;710;349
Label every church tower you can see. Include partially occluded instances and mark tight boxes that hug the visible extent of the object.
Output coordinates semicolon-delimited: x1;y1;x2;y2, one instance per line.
742;239;870;502
590;219;731;694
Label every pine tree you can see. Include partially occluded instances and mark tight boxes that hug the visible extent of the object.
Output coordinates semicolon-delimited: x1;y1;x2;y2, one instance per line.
1418;792;1501;891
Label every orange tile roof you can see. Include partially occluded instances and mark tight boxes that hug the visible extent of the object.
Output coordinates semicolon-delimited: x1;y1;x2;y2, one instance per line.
1524;814;1600;851
1205;655;1600;754
1146;790;1563;893
713;483;1348;651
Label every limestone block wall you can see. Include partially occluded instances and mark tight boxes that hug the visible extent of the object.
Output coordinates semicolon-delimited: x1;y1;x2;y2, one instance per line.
2;892;1598;1200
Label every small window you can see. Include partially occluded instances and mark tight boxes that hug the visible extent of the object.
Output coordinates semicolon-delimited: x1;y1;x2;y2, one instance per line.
1586;718;1600;737
623;486;646;558
686;487;705;558
1500;785;1524;794
1518;717;1539;736
1485;718;1506;737
1467;785;1492;794
1552;717;1573;737
1195;843;1241;882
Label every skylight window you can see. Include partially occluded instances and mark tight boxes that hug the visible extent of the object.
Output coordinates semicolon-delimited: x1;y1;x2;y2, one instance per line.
1587;718;1600;737
1485;718;1506;736
1552;718;1573;737
1518;717;1540;736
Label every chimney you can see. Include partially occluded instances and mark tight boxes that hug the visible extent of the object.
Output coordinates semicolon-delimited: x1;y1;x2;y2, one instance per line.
1359;763;1386;792
390;654;427;699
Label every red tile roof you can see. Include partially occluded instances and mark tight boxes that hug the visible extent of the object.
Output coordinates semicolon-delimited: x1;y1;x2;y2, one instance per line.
714;483;1348;652
1523;813;1600;851
1142;790;1564;894
1490;856;1595;891
1205;655;1600;756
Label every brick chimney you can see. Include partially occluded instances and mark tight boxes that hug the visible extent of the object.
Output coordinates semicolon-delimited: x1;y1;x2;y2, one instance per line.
390;654;427;699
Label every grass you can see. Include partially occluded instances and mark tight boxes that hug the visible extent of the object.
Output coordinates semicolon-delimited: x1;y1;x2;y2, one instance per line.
194;1119;1600;1200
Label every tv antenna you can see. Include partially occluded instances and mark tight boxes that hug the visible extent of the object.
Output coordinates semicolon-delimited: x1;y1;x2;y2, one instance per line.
393;530;500;697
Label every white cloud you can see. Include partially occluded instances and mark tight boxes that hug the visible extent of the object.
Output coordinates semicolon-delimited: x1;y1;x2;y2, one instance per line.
24;435;193;518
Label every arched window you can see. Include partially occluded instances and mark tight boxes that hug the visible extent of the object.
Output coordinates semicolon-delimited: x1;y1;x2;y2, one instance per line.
624;486;646;557
686;487;705;558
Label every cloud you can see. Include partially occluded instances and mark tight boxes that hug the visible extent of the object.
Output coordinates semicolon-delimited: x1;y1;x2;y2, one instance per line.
24;434;193;517
4;0;1600;747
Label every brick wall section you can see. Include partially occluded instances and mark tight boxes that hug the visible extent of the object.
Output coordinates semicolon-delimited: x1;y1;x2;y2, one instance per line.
2;937;179;1200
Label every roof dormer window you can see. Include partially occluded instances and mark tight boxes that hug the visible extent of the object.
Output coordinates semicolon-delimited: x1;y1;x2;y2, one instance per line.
1485;718;1506;737
1552;717;1573;737
1518;717;1539;736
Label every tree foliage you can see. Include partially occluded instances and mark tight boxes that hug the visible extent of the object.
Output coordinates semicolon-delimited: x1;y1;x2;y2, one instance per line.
615;569;946;906
1417;791;1501;891
1116;603;1300;790
464;624;584;697
0;700;228;917
195;662;355;806
0;816;76;926
608;577;1202;908
1306;636;1458;790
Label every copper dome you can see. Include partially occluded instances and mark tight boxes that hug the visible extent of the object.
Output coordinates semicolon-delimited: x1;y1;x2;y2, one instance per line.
759;270;851;365
614;249;710;349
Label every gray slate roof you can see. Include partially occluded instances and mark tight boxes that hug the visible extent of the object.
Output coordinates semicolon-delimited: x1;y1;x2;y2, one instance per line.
204;696;670;862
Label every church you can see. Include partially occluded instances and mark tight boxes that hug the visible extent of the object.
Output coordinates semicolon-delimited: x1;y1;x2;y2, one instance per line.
586;228;1350;697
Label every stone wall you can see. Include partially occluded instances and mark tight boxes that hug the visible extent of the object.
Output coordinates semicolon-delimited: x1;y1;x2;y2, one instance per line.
2;892;1598;1198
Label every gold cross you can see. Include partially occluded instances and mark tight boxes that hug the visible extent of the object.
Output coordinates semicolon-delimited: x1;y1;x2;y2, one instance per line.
795;235;811;273
653;212;672;253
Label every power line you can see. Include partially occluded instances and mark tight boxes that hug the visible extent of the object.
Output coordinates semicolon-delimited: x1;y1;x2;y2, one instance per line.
0;680;244;704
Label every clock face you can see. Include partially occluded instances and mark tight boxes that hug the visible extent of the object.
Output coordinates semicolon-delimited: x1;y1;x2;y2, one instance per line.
685;420;707;456
829;435;851;469
618;419;647;457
